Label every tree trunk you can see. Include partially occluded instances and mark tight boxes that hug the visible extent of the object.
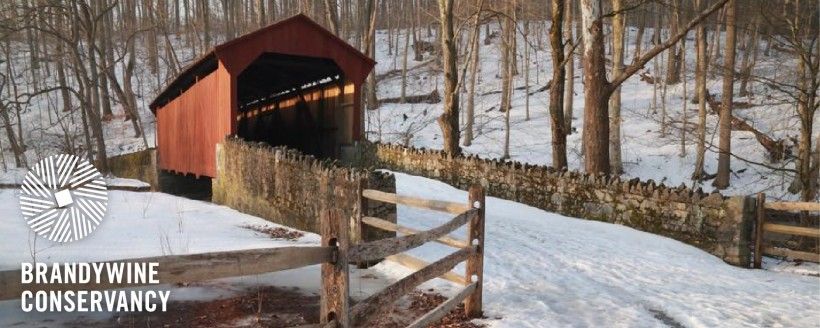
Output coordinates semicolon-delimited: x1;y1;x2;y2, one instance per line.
633;9;646;59
738;15;760;97
363;0;378;110
500;3;515;159
693;0;708;179
563;0;575;134
144;0;159;75
411;0;423;61
437;0;461;155
0;104;26;168
324;0;339;35
549;0;567;169
464;4;481;147
524;21;530;121
680;36;688;157
400;13;411;103
202;0;211;48
713;0;735;189
665;0;682;85
707;7;724;78
97;1;114;120
580;0;610;174
609;0;625;174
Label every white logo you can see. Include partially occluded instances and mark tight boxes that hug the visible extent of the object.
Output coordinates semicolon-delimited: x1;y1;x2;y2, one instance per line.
19;155;108;243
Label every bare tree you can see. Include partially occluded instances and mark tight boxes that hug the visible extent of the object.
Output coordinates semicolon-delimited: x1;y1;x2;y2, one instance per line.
563;0;575;135
324;0;340;35
713;0;735;189
579;0;729;174
549;0;567;169
609;0;625;174
463;0;483;147
500;1;516;159
692;0;709;180
437;0;460;155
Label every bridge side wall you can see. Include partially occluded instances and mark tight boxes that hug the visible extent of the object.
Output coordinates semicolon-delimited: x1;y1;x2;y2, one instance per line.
212;137;395;241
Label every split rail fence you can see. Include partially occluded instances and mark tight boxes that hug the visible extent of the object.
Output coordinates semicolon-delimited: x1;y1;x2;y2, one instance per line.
753;193;820;268
0;243;340;327
347;184;486;327
0;184;486;328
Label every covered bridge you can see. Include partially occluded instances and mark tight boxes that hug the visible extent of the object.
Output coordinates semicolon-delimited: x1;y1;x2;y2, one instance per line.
150;14;375;178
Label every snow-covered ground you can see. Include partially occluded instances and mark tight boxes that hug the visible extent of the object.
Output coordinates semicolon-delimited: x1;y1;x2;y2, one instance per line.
380;172;820;327
0;167;149;189
1;173;818;327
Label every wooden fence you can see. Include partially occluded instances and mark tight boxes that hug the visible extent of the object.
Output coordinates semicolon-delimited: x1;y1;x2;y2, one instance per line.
0;185;486;328
0;209;350;327
345;184;486;327
753;193;820;268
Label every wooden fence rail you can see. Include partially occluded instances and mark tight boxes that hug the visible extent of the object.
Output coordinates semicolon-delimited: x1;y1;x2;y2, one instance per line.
349;209;477;263
361;189;471;214
361;216;469;248
351;184;486;327
0;246;334;301
754;193;820;268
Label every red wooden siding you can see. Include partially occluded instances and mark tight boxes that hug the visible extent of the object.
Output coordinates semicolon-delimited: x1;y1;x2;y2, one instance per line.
156;65;233;177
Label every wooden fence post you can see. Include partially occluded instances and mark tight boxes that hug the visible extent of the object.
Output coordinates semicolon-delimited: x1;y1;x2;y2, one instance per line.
321;208;350;327
753;193;766;269
354;179;369;269
465;184;485;318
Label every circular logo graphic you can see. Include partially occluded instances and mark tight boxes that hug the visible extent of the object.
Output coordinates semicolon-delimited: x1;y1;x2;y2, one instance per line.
19;154;108;243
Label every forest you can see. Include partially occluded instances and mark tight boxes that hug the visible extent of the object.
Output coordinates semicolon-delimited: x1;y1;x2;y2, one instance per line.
0;0;818;201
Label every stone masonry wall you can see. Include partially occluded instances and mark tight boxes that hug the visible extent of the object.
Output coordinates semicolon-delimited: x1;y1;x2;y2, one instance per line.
108;149;159;189
360;142;754;266
212;137;395;242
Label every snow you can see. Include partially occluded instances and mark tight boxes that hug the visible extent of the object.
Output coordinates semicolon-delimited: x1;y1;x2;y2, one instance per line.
370;172;820;327
0;173;818;326
105;177;151;189
0;168;26;185
0;190;320;269
0;167;150;189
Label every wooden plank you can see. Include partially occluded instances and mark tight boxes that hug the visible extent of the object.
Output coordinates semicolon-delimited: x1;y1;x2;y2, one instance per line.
754;193;765;269
348;209;476;263
350;246;476;326
465;185;485;317
353;180;367;269
385;253;466;285
0;246;333;301
765;201;820;212
320;209;350;327
763;223;820;238
352;180;365;247
763;246;820;263
407;283;478;328
362;216;469;249
362;189;471;214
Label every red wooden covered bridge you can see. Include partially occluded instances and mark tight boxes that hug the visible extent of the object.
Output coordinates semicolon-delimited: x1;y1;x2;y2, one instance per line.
150;14;375;178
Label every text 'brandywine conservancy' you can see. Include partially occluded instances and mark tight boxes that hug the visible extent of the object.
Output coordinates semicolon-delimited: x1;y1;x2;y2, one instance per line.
19;262;170;312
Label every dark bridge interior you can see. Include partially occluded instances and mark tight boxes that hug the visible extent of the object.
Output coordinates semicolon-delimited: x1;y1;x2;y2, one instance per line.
236;52;346;159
